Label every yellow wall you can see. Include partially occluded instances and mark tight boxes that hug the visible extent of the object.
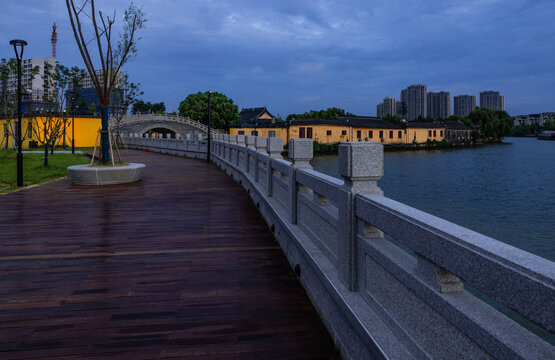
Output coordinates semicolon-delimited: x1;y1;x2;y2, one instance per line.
407;128;444;144
289;125;350;143
229;127;288;145
229;124;445;145
0;116;102;148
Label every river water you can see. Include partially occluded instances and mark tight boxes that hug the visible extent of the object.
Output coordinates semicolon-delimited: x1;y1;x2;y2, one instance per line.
312;137;555;262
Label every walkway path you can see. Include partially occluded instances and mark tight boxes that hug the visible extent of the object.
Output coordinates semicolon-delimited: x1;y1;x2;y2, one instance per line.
0;150;338;359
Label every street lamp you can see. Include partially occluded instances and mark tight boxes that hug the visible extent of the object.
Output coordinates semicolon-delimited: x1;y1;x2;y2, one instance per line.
10;39;27;187
206;91;211;163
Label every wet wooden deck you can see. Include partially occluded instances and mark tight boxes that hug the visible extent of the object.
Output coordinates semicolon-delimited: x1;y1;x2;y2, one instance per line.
0;150;339;359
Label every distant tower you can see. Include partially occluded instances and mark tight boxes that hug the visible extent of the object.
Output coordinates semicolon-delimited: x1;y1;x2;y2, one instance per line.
51;23;58;58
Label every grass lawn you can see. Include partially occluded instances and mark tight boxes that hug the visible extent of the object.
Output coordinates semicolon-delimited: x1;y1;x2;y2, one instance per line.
0;150;89;194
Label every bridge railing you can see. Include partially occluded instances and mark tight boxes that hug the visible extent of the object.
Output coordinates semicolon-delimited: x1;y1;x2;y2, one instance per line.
111;113;221;134
123;133;554;360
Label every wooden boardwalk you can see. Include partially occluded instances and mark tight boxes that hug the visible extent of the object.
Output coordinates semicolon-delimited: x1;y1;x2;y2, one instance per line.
0;150;339;360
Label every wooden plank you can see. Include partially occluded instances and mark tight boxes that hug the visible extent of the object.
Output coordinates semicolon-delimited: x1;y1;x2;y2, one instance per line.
0;150;339;359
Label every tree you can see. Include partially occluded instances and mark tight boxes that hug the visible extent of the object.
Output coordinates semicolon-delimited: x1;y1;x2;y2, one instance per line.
34;63;74;166
543;120;555;131
112;72;142;144
382;114;403;122
468;107;513;141
178;91;239;129
131;100;164;114
0;58;39;149
286;107;355;120
66;0;146;163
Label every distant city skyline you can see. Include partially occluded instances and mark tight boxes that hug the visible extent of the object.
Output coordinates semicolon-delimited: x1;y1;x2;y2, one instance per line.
1;1;554;117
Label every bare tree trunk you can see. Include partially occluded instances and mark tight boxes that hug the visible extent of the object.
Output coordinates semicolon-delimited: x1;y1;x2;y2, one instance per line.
44;143;49;167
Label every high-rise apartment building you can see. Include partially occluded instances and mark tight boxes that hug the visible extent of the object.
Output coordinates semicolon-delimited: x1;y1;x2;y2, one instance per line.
480;91;505;111
376;97;396;117
400;84;427;120
427;91;451;119
0;24;58;113
453;95;477;117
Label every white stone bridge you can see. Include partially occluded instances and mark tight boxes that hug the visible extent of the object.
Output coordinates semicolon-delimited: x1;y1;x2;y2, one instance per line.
110;113;221;138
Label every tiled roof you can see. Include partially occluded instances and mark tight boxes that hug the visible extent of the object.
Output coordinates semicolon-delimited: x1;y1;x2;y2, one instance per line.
240;107;274;125
442;120;475;130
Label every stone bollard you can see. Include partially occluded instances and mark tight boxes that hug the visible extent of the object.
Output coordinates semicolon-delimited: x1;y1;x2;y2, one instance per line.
228;135;238;162
289;138;313;224
245;136;256;150
254;136;267;183
266;138;283;196
236;135;246;147
245;136;256;173
338;142;383;291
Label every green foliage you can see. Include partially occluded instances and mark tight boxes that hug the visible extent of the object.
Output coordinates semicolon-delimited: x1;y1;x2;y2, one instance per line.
0;150;89;193
313;141;340;154
544;120;555;131
425;139;453;148
132;100;165;114
468;107;513;141
382;114;403;122
286;107;355;120
512;125;528;137
178;91;240;129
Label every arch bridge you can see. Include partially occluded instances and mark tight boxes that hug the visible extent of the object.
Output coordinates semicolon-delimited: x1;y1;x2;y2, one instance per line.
110;113;221;138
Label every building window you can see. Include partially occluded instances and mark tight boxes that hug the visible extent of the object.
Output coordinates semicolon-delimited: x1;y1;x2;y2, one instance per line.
269;131;276;137
307;127;313;139
433;130;437;137
326;130;332;136
299;127;306;138
238;130;244;135
389;130;393;139
398;130;402;139
251;130;258;136
357;130;362;139
379;130;384;139
341;130;347;136
428;130;432;137
369;130;373;138
440;130;443;137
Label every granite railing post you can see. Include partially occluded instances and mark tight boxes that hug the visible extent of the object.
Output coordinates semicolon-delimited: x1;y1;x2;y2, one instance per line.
229;135;237;163
245;136;256;174
338;142;384;291
254;136;267;183
266;137;283;197
236;135;246;166
289;139;313;224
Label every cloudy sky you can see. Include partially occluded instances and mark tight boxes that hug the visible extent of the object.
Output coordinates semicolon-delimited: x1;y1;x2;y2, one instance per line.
1;0;554;117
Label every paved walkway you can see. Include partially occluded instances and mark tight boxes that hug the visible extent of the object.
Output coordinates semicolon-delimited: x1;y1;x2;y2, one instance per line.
0;150;339;359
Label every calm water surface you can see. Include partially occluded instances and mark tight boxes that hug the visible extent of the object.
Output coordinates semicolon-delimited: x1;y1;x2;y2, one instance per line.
313;137;555;261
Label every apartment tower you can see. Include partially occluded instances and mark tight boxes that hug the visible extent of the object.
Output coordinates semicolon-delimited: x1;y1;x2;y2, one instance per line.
480;91;505;111
454;95;477;117
427;91;451;119
401;84;427;120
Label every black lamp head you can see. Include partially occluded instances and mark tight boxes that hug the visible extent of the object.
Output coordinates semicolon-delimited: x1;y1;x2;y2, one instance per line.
9;39;28;47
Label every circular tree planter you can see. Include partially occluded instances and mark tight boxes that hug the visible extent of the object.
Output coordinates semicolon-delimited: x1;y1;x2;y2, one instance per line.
67;163;146;185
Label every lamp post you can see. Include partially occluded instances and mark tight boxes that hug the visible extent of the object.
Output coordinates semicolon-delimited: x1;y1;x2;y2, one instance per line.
206;91;211;163
10;39;27;187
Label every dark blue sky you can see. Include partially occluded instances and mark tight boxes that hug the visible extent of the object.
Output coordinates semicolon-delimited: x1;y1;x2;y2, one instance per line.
1;0;554;117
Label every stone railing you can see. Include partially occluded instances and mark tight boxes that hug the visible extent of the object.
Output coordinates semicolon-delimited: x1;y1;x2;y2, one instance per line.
123;134;554;360
111;113;221;134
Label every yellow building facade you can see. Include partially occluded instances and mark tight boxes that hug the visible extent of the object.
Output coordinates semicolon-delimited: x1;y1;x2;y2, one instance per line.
1;116;101;148
229;118;445;146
